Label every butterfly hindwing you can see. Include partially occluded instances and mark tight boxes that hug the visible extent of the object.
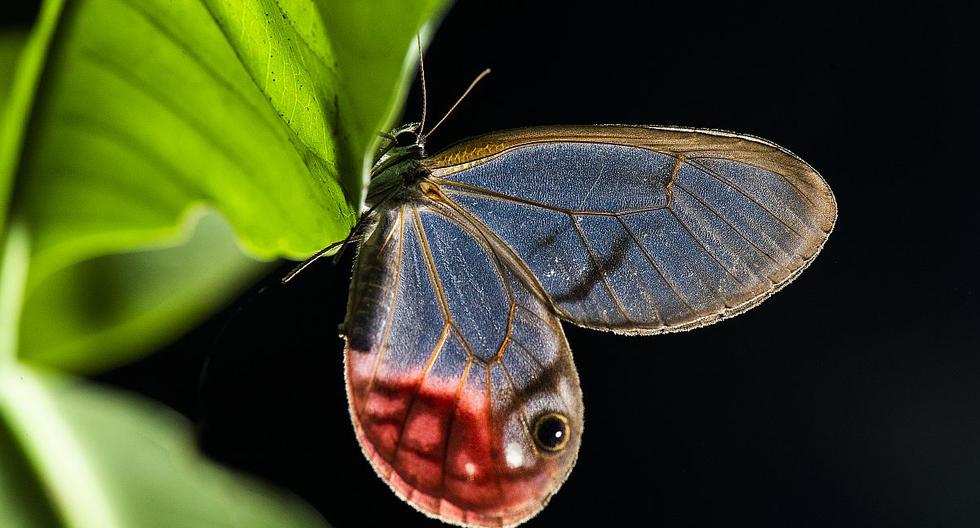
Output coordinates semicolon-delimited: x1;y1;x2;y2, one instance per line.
424;125;837;334
344;202;583;528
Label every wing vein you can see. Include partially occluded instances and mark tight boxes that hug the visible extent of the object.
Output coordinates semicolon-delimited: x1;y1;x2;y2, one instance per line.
497;362;537;451
686;159;808;240
569;214;635;324
689;154;818;208
485;365;507;502
440;180;576;214
666;207;745;287
429;193;561;318
615;215;695;316
412;205;488;362
670;194;766;286
425;206;520;366
358;207;405;417
412;206;454;324
515;303;557;332
390;321;452;465
508;335;574;412
442;181;668;217
673;182;782;268
439;354;473;497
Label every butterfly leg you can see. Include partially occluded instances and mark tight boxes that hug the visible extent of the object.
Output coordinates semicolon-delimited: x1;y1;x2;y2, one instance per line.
280;237;350;283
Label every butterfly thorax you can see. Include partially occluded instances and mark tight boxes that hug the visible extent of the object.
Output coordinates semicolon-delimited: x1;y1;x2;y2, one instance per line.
366;142;431;208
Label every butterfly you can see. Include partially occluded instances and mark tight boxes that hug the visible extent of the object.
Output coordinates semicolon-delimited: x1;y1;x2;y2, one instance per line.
288;70;836;527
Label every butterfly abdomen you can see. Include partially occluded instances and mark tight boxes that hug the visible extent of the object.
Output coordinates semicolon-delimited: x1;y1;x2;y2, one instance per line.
343;210;401;353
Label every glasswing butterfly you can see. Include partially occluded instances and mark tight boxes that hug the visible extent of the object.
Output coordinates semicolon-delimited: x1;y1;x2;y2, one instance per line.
287;64;836;527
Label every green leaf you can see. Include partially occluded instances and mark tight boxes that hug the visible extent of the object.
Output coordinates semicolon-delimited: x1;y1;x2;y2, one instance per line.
1;1;453;523
0;221;30;367
1;0;65;238
0;365;330;528
10;0;450;371
0;31;29;104
19;210;267;372
1;222;327;528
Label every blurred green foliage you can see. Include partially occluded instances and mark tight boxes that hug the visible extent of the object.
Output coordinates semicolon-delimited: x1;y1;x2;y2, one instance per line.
0;31;28;115
0;361;330;528
0;0;451;525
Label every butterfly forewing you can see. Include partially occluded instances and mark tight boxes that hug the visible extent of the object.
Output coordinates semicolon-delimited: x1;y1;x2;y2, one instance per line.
344;202;584;528
423;125;837;333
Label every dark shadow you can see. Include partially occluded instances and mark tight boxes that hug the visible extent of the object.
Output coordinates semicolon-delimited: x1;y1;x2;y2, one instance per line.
550;231;632;304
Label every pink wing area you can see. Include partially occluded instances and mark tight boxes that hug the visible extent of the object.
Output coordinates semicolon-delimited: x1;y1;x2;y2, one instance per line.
343;202;583;528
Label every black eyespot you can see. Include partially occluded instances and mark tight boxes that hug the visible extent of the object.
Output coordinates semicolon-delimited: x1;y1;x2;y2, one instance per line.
532;412;571;453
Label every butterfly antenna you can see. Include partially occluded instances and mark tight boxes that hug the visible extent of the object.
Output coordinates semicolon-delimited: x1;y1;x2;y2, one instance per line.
281;239;347;283
417;35;428;137
420;68;491;145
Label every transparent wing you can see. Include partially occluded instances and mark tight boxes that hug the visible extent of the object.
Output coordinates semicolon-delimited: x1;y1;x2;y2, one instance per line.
343;202;583;528
424;125;837;334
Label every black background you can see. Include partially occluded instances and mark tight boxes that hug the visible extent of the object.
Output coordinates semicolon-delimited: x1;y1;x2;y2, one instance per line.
12;1;980;527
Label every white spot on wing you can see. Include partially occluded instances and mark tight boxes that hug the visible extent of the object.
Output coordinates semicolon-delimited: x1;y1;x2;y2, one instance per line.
505;442;525;468
559;378;575;407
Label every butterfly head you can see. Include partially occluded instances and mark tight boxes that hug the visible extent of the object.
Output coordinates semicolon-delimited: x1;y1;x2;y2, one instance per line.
382;122;428;158
366;123;431;206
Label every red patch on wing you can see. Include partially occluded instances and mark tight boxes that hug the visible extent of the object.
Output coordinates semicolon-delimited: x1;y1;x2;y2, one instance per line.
346;349;562;527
